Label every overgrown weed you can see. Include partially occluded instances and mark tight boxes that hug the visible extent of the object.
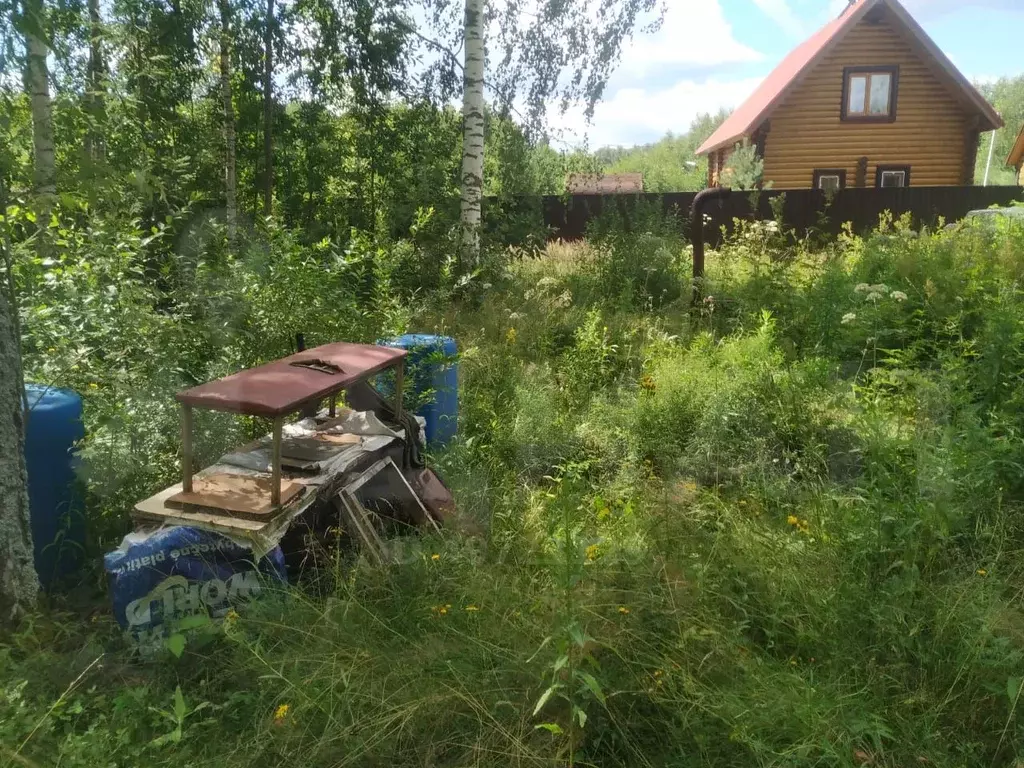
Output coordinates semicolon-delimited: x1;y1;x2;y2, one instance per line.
4;214;1024;766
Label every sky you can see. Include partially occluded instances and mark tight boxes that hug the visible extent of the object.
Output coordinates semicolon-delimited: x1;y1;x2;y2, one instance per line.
550;0;1024;149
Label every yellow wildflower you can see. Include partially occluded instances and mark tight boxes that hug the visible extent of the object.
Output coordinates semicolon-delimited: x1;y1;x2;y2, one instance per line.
273;704;290;725
431;553;440;562
89;382;99;390
465;605;479;612
585;544;600;562
505;327;517;345
640;374;656;393
224;609;239;629
787;515;798;526
618;606;630;615
977;568;988;576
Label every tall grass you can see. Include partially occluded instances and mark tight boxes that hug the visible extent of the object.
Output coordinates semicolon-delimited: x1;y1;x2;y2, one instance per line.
3;215;1024;767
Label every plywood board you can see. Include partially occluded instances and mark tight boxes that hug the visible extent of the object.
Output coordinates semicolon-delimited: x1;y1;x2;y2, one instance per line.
167;473;303;517
311;432;361;446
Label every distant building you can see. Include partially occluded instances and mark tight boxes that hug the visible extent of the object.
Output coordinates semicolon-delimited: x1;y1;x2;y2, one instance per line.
566;173;643;194
696;0;1001;190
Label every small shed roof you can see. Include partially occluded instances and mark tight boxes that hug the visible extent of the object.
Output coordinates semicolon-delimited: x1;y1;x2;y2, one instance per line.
697;0;1002;157
566;173;643;194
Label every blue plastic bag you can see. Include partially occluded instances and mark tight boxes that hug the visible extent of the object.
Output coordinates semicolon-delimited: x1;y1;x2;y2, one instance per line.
104;527;287;649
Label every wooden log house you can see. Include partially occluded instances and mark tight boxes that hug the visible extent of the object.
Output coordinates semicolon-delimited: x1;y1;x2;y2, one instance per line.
697;0;1003;190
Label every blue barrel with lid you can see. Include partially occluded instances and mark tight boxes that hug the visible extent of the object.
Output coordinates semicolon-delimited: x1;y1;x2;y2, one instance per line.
23;384;86;588
379;335;458;446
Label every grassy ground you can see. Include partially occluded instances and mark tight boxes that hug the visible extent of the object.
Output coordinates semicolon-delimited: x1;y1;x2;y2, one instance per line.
4;215;1024;767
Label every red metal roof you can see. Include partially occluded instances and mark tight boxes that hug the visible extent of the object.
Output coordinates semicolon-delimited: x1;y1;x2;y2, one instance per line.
696;0;1001;157
176;342;407;417
566;173;644;194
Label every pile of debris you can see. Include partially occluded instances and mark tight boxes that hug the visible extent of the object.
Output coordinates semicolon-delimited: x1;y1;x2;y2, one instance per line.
104;340;454;650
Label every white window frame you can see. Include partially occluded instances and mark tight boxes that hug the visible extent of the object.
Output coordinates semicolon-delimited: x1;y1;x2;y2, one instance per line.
817;174;842;192
876;166;910;188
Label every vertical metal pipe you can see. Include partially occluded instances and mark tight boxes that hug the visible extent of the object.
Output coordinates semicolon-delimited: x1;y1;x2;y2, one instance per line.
689;186;732;304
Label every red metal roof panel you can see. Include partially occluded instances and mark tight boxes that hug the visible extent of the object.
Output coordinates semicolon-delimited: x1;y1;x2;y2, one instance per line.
176;342;407;417
697;1;867;156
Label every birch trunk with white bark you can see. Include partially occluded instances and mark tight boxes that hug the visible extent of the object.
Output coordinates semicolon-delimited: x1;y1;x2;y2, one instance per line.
219;0;238;244
85;0;107;166
262;0;274;216
459;0;485;267
23;0;55;205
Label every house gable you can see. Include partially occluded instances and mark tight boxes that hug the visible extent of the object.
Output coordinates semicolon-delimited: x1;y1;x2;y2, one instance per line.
696;0;1001;190
762;6;978;188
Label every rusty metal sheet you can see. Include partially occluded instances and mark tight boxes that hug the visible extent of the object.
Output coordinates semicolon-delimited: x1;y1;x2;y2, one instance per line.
176;342;407;417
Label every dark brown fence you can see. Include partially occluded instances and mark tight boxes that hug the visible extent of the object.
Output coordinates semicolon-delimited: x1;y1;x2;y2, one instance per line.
536;186;1024;242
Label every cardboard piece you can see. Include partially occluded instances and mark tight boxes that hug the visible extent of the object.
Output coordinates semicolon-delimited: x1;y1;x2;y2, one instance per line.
167;473;304;517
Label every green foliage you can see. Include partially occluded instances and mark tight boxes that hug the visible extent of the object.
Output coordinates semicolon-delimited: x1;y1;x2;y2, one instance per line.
575;200;690;310
6;4;1024;762
720;139;767;191
598;110;729;192
975;75;1024;186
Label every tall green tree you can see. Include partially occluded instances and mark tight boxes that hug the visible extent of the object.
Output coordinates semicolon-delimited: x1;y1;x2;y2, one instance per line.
975;75;1024;186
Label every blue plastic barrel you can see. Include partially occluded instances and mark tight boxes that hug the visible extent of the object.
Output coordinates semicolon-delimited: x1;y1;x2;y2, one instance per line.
379;335;458;446
23;384;86;588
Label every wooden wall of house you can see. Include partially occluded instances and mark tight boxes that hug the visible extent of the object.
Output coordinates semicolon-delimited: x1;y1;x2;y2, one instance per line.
708;147;733;187
761;8;974;189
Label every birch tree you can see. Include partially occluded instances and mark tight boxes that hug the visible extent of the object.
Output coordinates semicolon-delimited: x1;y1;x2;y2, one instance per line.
84;0;106;168
218;0;238;243
419;0;662;267
262;0;274;215
459;0;484;265
21;0;55;205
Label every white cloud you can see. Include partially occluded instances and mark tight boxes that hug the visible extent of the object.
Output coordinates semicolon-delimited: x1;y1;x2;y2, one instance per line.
751;0;806;37
899;0;1024;19
551;77;763;148
543;0;764;148
614;0;762;77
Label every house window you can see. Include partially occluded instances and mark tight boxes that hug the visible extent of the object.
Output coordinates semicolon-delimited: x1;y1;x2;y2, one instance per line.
842;66;898;121
813;169;846;192
875;165;910;188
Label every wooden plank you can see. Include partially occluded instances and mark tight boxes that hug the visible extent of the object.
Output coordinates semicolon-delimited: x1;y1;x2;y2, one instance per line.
181;404;194;493
334;492;386;565
167;473;304;518
271;416;283;506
